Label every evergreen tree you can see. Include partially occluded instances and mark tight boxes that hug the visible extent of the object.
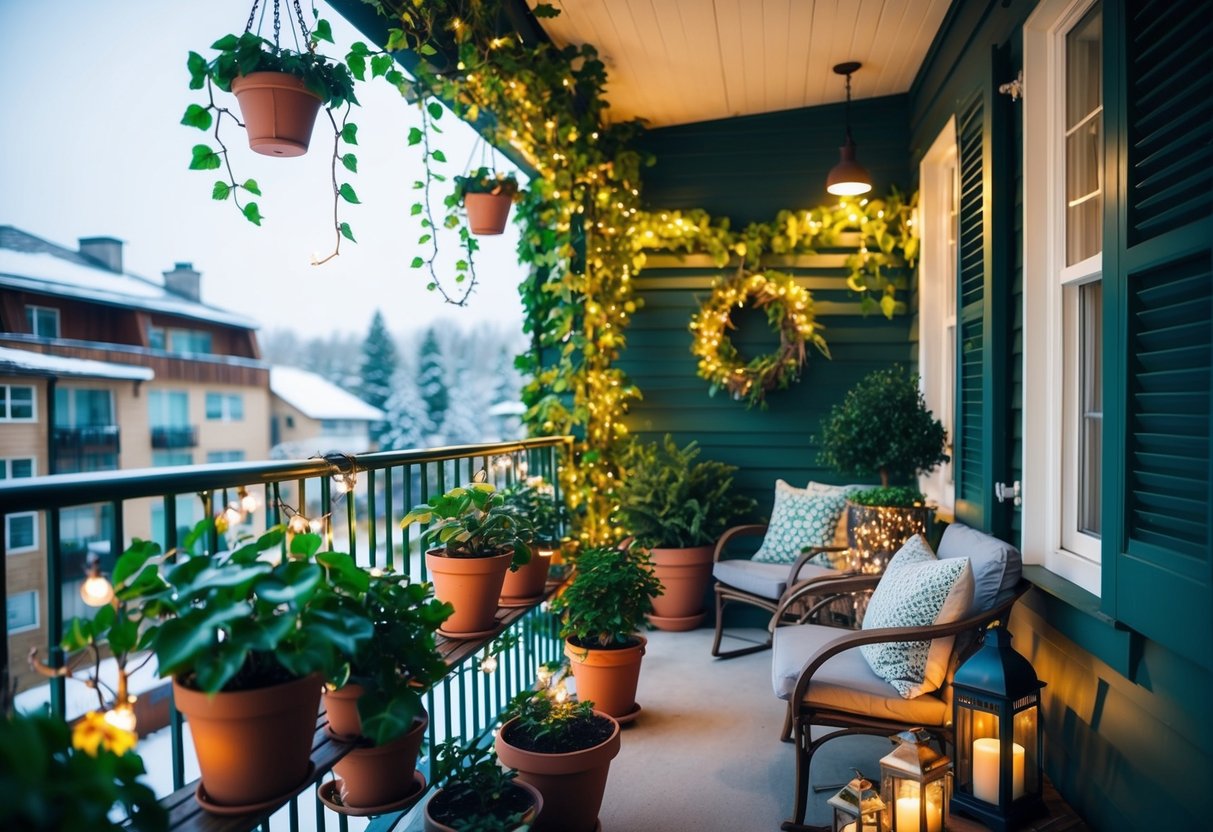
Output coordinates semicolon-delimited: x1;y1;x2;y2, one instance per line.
359;311;398;443
417;327;448;442
379;369;435;451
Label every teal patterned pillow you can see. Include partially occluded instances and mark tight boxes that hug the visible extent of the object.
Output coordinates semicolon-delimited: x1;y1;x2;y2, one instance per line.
859;535;974;698
751;480;849;564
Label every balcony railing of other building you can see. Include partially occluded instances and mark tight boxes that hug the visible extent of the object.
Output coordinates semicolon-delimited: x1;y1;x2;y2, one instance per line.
150;425;199;449
51;424;121;474
0;434;572;832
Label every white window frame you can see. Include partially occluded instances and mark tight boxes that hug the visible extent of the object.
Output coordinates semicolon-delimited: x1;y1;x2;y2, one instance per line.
5;511;39;554
0;457;36;479
917;116;959;516
1023;0;1103;595
0;384;37;422
206;392;244;422
25;305;61;338
6;590;39;634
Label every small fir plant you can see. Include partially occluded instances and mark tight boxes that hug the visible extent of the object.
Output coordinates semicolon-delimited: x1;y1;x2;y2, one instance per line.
552;545;662;648
501;478;566;544
614;435;756;548
401;481;533;569
816;365;949;494
452;167;521;202
426;739;532;831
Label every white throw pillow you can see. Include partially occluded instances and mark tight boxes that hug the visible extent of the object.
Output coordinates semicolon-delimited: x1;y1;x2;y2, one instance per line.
751;480;850;564
859;535;974;698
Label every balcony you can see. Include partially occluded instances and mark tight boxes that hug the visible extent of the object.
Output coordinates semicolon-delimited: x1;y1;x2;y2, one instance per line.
51;425;120;474
150;425;199;449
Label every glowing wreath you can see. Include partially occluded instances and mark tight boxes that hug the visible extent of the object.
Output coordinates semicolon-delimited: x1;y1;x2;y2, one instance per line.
689;270;829;409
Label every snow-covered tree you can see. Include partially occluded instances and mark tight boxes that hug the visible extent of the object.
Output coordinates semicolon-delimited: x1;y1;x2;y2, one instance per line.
358;311;398;444
416;327;448;440
379;369;435;451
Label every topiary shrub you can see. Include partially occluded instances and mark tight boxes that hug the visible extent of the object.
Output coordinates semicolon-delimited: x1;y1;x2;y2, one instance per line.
817;365;948;490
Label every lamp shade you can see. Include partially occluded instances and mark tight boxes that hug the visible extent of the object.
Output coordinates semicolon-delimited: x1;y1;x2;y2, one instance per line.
827;137;872;196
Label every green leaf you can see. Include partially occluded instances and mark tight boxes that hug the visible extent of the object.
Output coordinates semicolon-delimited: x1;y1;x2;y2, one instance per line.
407;127;423;146
243;202;263;225
338;183;361;204
212;181;231;200
341;123;359;145
426;102;443;120
880;294;896;319
371;54;393;79
418;233;432;244
256;562;322;605
431;149;447;163
410;256;424;269
312;18;334;44
410;203;423;216
152;602;251;678
346;53;366;81
340;153;358;173
418;43;438;56
532;3;562;18
189;144;221;171
113;540;159;586
242;178;262;196
186;51;209;89
289;532;323;558
339;222;356;242
107;614;139;656
180;103;212;130
60;617;94;652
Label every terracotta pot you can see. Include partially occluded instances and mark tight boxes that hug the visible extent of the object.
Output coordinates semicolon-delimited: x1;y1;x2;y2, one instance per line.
333;712;428;809
496;712;621;832
323;682;365;740
464;192;513;234
500;548;553;607
174;673;321;809
423;779;542;832
646;544;715;630
230;71;323;157
564;636;646;719
426;547;513;637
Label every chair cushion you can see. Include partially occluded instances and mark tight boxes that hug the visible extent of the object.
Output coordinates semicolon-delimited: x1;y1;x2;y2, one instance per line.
859;535;974;698
713;560;790;599
936;522;1023;615
752;480;850;564
771;623;949;726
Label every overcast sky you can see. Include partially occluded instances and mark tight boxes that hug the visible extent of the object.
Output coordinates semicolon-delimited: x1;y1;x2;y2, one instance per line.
0;0;527;340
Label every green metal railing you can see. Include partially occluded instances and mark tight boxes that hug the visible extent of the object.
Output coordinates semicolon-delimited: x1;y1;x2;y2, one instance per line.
0;436;572;831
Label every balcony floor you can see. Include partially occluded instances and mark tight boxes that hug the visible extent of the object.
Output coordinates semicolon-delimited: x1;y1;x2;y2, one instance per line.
598;627;1088;832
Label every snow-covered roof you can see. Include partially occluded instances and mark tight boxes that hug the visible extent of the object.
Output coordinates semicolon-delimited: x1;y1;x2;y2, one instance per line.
0;243;258;330
270;365;385;422
488;400;526;417
0;345;154;381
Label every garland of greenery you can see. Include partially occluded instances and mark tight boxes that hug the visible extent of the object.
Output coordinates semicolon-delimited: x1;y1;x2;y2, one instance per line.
689;269;829;409
349;2;919;545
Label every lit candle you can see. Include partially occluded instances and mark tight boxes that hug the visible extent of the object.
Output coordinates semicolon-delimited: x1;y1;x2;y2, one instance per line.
842;823;856;832
972;737;1025;803
893;796;942;832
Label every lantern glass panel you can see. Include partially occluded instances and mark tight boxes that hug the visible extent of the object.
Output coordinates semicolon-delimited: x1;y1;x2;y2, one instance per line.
832;807;882;832
954;700;1000;794
1014;703;1041;797
881;776;946;832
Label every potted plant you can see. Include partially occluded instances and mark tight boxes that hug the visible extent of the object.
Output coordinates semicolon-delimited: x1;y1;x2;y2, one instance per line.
0;710;167;832
181;22;363;250
552;545;662;721
320;571;454;815
495;681;621;832
498;478;566;606
453;167;520;235
145;524;374;812
614;436;756;630
424;738;541;832
401;481;534;638
816;365;949;558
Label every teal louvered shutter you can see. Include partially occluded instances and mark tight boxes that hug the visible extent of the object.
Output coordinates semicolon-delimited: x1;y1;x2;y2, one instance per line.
1106;0;1212;667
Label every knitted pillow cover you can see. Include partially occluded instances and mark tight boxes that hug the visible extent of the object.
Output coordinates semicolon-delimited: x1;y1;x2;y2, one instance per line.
859;534;974;698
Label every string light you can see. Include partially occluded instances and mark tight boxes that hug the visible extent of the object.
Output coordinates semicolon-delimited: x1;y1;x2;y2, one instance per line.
80;554;114;608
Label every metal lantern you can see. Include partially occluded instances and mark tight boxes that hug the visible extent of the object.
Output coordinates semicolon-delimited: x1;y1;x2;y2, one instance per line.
827;771;886;832
951;626;1046;831
879;728;951;832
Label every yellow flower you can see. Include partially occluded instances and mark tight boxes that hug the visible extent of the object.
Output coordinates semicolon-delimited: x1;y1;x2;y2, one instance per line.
72;710;136;757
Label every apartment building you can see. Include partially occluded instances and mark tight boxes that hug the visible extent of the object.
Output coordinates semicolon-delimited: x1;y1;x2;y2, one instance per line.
0;226;270;691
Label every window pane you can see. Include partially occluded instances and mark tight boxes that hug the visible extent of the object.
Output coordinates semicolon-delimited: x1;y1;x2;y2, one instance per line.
8;386;34;420
11;459;34;478
6;591;38;632
1079;281;1103;536
206;393;222;420
7;514;36;550
229;395;243;420
149;327;165;350
1065;4;1103;265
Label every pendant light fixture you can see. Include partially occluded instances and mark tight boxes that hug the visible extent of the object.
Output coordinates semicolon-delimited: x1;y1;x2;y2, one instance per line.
826;61;873;197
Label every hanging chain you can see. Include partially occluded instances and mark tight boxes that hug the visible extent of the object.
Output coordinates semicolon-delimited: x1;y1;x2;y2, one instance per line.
292;0;314;52
243;0;262;34
272;0;281;48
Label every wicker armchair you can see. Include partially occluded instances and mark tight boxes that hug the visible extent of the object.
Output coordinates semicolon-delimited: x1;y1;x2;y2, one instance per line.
770;524;1025;831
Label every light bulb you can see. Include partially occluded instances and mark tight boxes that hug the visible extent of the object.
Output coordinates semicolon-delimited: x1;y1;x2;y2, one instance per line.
288;514;309;534
104;702;137;735
223;506;243;527
80;574;114;607
240;491;259;514
480;655;498;674
553;684;569;704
